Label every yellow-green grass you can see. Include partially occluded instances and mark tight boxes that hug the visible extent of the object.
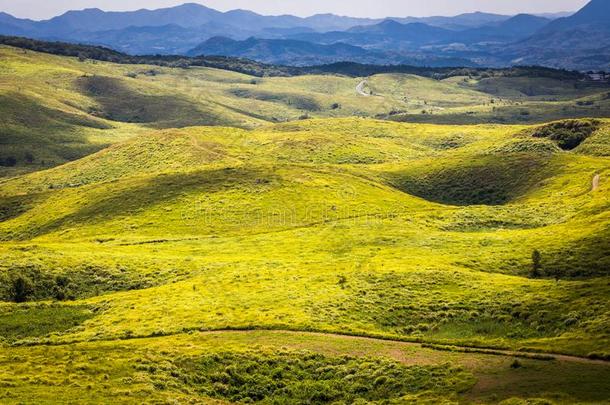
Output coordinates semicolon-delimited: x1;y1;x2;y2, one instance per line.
1;46;610;403
0;118;608;361
388;76;610;124
0;330;608;404
3;45;609;179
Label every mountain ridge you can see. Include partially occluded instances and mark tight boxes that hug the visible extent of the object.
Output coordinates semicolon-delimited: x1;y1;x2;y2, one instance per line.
0;1;607;69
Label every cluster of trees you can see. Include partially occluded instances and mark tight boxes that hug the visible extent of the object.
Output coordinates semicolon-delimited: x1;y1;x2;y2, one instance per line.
0;152;35;167
531;119;600;150
306;62;585;80
1;267;77;303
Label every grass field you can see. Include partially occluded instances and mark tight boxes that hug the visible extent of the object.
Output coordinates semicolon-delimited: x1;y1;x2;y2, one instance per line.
3;44;610;177
0;45;609;404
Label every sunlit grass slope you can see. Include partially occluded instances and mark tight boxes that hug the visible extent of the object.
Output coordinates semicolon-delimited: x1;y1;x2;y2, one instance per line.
0;118;608;361
3;44;609;179
1;46;609;404
387;75;610;124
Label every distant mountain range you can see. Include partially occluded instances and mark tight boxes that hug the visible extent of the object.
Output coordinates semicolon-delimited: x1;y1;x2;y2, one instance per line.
1;0;609;69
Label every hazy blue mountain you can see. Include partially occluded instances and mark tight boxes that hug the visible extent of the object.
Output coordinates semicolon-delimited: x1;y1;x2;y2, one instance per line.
287;20;455;51
453;14;551;44
497;0;610;69
260;27;317;38
535;11;574;19
300;14;379;31
0;1;607;69
524;0;610;49
186;35;480;67
549;0;610;26
74;24;214;55
0;12;36;35
0;3;379;37
394;12;511;30
287;16;544;51
37;4;221;32
187;36;376;65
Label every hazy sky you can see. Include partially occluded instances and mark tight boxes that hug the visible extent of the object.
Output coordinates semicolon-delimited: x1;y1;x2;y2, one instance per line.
0;0;590;20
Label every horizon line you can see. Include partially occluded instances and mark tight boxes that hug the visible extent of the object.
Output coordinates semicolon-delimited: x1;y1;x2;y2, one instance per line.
0;2;577;23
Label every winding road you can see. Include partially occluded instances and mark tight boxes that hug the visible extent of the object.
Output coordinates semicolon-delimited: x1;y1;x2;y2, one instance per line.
356;80;370;96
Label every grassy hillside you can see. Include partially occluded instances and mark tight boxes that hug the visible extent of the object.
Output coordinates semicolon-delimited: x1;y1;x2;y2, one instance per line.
1;118;609;339
3;44;609;179
0;45;609;404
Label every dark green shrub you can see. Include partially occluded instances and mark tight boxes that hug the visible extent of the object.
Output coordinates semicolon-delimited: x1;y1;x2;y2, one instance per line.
0;156;17;167
510;359;523;369
530;249;542;278
531;119;600;150
10;275;34;303
588;352;610;361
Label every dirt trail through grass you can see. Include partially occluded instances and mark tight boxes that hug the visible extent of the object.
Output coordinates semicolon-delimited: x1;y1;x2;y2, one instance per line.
194;330;610;366
32;328;610;366
592;174;600;191
356;80;370;96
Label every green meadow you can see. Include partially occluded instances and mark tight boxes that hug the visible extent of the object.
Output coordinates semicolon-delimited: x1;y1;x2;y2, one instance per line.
0;45;609;404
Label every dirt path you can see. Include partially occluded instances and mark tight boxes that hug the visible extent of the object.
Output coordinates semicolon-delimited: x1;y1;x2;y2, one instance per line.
356;80;370;96
52;328;606;366
202;330;609;366
592;174;600;191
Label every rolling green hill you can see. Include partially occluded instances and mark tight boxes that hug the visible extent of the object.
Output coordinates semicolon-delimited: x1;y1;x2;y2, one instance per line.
2;44;609;179
0;44;609;404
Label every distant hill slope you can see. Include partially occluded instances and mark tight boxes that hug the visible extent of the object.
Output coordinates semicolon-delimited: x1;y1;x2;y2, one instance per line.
289;20;456;49
0;3;375;34
188;36;374;66
503;0;610;69
0;6;514;41
393;11;511;30
2;41;608;181
0;3;379;42
453;14;551;44
186;35;479;67
523;0;610;49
